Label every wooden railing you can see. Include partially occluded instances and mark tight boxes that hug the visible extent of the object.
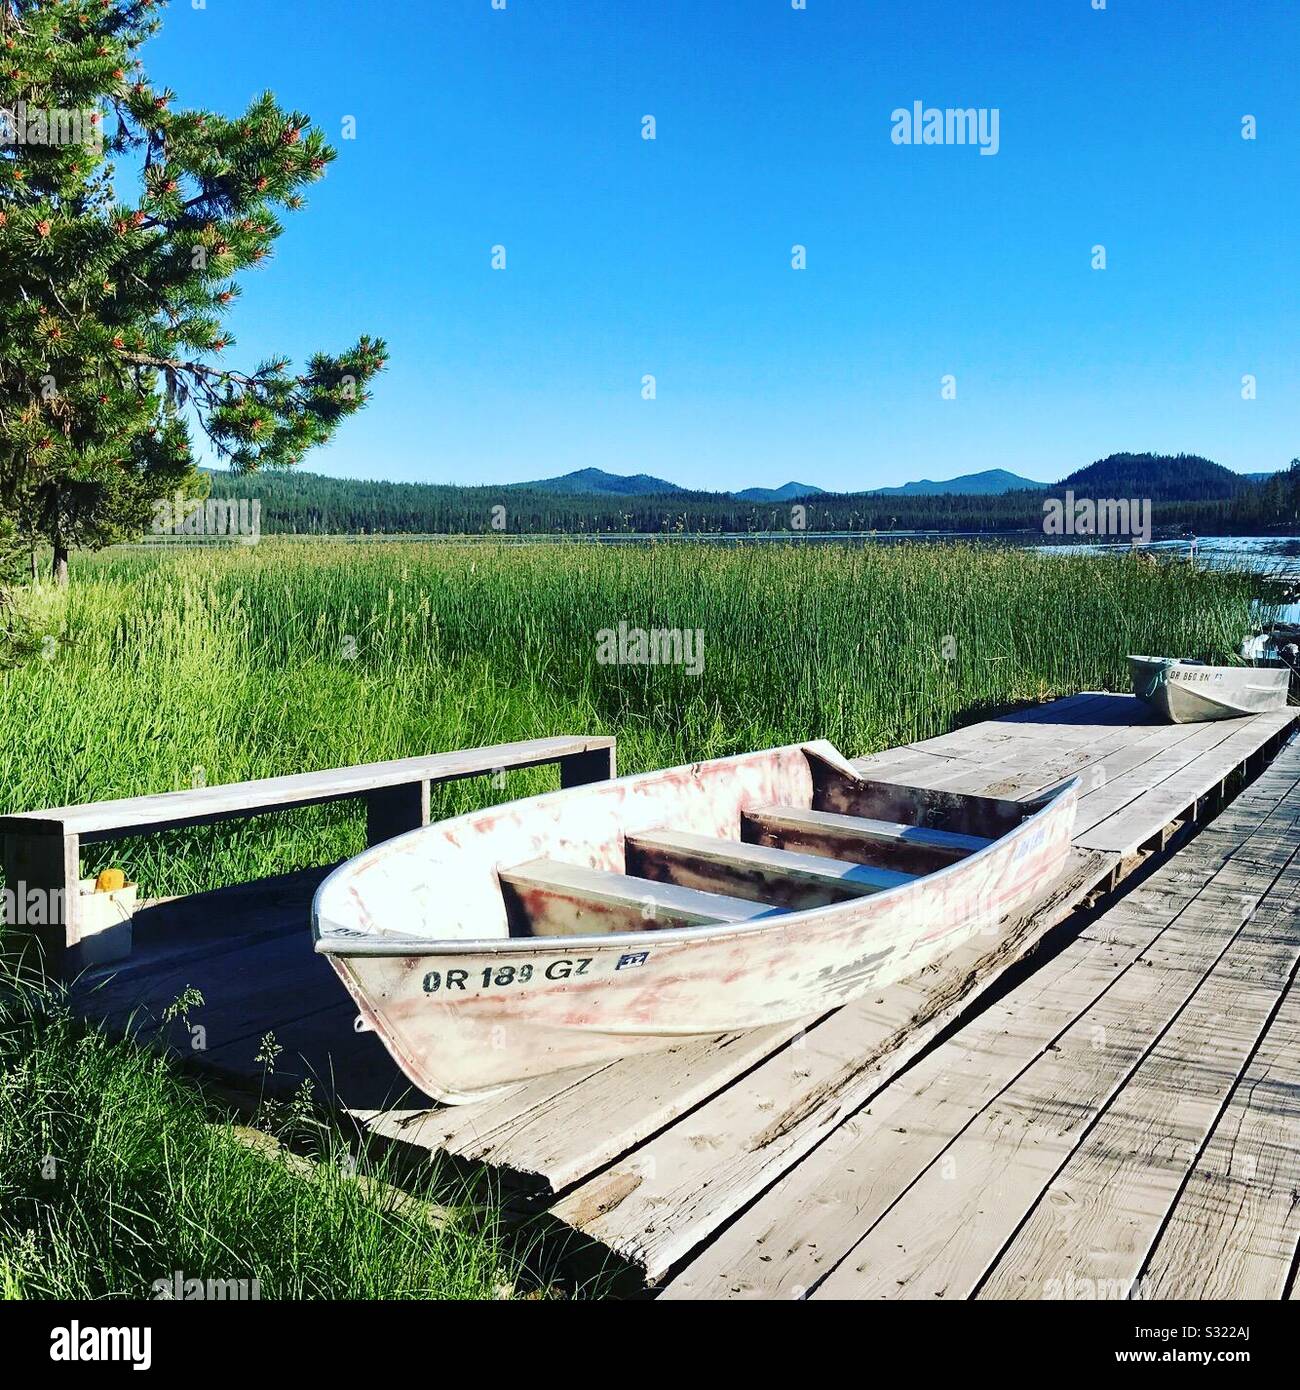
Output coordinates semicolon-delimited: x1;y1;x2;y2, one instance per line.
0;735;616;977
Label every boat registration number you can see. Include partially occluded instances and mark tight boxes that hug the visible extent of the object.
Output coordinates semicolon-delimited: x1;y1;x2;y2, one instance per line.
422;957;594;993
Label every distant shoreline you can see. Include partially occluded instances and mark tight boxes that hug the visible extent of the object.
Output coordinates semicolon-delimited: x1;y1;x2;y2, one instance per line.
123;528;1299;547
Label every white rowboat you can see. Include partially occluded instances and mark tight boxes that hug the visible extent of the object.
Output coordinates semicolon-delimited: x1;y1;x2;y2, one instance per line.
1129;655;1290;724
313;741;1079;1103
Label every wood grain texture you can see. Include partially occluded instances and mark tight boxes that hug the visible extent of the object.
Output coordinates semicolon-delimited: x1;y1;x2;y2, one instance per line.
500;859;780;936
1;830;79;973
359;1020;811;1196
1078;712;1296;854
979;857;1300;1300
625;828;912;907
741;805;989;873
552;848;1114;1282
0;735;617;840
800;749;1300;1302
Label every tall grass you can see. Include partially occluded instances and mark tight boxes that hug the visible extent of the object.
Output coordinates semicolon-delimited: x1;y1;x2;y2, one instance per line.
0;539;1267;1297
0;979;520;1299
0;540;1266;894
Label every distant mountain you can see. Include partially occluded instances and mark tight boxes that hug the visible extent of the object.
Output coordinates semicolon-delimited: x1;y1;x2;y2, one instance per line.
509;467;1041;501
1242;471;1276;482
501;459;1266;502
507;467;687;497
1054;453;1249;502
869;468;1045;497
516;470;826;501
734;481;826;502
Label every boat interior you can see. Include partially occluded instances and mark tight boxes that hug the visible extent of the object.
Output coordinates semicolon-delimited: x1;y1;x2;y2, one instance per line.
498;749;1061;940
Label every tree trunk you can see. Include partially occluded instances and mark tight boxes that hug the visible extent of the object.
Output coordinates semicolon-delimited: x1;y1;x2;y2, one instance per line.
51;541;68;587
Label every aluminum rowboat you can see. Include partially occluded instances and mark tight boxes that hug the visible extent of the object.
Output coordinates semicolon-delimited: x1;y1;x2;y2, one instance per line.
313;741;1078;1103
1129;655;1290;723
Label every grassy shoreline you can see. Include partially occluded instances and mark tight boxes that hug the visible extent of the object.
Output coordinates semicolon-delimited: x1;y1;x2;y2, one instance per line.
0;541;1272;1297
0;977;527;1300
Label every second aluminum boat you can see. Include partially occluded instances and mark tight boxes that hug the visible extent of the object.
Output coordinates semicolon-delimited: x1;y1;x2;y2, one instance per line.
1129;655;1290;723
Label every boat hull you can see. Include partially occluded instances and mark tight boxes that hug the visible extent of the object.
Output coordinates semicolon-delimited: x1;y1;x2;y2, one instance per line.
1129;655;1290;724
315;743;1078;1103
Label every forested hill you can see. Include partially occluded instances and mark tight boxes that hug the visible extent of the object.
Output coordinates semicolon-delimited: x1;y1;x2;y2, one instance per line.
1057;453;1251;502
203;454;1299;537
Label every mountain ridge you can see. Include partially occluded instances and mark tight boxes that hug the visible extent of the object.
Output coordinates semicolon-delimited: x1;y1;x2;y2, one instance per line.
497;466;1048;500
203;452;1292;536
1053;453;1249;503
868;468;1044;497
734;481;826;502
503;467;687;497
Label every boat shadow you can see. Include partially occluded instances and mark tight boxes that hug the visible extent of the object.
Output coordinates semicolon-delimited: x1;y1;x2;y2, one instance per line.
70;865;434;1114
954;691;1157;729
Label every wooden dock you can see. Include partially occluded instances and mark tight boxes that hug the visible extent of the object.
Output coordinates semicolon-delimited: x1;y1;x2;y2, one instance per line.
50;693;1300;1298
665;739;1300;1300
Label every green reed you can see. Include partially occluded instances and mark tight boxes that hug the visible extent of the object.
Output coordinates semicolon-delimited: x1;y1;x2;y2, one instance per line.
0;539;1262;896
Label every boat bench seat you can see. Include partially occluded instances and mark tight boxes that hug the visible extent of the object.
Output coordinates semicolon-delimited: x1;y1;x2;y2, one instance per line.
743;805;990;874
499;858;785;938
625;828;915;911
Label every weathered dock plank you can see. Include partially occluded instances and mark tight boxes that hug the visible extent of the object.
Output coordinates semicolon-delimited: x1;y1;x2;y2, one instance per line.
979;863;1300;1300
356;1020;809;1196
664;738;1300;1299
1078;710;1296;853
547;849;1111;1283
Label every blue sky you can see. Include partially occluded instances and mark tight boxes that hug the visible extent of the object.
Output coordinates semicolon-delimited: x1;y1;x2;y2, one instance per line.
146;0;1297;491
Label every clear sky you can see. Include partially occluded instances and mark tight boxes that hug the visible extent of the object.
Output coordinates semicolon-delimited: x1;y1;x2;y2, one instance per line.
144;0;1297;491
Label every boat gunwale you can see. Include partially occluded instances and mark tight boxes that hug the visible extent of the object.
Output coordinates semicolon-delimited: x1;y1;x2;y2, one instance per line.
311;745;1080;959
1128;653;1291;680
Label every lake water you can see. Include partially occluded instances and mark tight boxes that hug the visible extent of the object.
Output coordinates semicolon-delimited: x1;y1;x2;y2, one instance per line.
1038;535;1300;576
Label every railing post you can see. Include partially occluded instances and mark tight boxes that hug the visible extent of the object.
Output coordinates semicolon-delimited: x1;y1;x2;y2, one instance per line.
559;744;616;789
365;781;430;847
1;831;80;980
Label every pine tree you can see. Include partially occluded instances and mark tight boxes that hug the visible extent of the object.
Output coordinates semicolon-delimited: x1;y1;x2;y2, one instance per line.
0;0;384;582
